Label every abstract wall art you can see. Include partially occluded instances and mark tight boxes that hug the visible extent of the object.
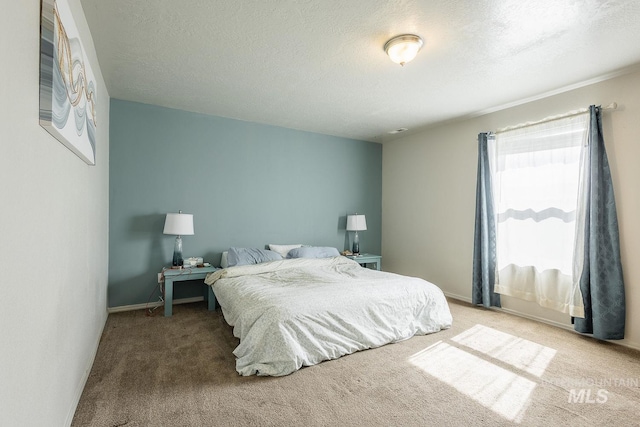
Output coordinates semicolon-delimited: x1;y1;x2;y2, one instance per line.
39;0;97;165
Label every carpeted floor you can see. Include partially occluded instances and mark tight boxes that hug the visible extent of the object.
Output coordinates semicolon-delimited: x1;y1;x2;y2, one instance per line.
72;299;640;426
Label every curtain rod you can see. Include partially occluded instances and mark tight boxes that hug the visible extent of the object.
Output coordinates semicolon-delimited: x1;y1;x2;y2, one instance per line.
495;102;617;134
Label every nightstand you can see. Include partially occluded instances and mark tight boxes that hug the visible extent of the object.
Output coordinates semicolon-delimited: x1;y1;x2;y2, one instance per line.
346;253;381;270
161;266;219;317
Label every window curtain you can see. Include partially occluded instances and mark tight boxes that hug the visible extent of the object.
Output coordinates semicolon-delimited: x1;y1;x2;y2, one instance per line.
492;113;589;317
472;132;500;308
573;106;625;340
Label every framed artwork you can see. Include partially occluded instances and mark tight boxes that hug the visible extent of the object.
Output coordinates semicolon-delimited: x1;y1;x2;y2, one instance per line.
39;0;97;165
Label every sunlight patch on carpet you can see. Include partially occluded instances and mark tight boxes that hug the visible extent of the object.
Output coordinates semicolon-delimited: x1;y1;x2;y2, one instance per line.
409;341;535;423
450;324;556;377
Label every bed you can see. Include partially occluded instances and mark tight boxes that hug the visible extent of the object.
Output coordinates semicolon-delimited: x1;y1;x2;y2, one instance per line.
205;254;452;376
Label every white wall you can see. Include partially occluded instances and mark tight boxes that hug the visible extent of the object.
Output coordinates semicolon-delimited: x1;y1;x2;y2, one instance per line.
382;69;640;349
0;1;109;425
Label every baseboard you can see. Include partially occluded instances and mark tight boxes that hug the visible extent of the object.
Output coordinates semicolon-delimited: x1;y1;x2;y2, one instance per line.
64;308;108;427
497;306;640;351
110;292;640;349
443;292;640;352
64;297;207;424
496;305;573;332
619;339;640;351
443;291;472;303
108;296;205;313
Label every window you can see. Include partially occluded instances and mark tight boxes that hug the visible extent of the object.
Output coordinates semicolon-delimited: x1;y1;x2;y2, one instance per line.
474;105;625;339
489;113;588;317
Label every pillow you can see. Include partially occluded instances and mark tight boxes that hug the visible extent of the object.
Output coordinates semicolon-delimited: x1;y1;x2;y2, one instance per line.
220;251;229;268
268;244;303;258
227;247;283;267
287;246;340;259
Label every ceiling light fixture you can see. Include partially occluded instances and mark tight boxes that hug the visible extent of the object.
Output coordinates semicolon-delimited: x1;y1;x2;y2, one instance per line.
384;34;423;66
388;128;408;134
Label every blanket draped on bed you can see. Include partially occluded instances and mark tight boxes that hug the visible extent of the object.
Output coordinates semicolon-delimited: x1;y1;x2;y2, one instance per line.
205;257;452;376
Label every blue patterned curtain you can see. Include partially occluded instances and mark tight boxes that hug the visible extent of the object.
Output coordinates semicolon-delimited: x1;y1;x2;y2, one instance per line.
472;133;501;308
573;106;626;340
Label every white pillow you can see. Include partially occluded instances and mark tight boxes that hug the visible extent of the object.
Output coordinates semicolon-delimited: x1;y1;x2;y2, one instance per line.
220;251;229;268
268;244;302;258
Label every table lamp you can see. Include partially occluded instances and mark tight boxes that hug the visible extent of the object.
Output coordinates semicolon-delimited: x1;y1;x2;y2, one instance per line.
163;210;194;267
346;214;367;255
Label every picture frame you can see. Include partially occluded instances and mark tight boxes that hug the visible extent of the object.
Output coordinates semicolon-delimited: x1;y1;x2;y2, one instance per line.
39;0;97;165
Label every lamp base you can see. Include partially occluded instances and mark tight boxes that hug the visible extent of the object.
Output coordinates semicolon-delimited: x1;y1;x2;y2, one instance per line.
352;231;360;255
172;235;184;267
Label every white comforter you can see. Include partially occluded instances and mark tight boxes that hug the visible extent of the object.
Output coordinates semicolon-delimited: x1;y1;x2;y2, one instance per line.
205;256;452;376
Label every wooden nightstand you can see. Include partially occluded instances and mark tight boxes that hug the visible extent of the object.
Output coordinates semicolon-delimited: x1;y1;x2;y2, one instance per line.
346;253;381;270
161;266;219;317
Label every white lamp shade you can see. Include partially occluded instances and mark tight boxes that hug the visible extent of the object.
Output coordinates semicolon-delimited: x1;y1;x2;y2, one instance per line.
346;214;367;231
163;213;194;235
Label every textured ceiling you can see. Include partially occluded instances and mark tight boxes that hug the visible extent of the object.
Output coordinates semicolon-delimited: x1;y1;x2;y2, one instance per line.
80;0;640;142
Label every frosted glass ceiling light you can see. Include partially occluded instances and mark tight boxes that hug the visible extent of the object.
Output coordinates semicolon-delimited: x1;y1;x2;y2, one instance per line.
384;34;423;66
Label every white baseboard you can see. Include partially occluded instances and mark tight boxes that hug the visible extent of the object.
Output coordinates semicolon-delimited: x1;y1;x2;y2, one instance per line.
443;291;472;303
620;339;640;351
496;306;640;351
108;296;204;313
64;308;108;427
66;297;208;424
443;292;640;352
110;292;640;350
496;305;573;332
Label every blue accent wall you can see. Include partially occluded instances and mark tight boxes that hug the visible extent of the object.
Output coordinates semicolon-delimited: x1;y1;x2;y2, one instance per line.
109;99;382;307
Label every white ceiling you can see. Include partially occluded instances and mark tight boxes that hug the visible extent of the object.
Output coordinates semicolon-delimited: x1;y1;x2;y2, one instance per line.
80;0;640;142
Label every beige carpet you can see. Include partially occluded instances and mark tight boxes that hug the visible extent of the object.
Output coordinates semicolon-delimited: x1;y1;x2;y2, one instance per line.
72;299;640;426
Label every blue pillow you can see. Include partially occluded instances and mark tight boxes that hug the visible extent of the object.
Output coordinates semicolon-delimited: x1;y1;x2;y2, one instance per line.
227;247;283;267
286;246;340;259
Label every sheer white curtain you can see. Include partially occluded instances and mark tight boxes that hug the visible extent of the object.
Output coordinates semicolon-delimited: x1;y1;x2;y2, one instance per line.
490;113;589;317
